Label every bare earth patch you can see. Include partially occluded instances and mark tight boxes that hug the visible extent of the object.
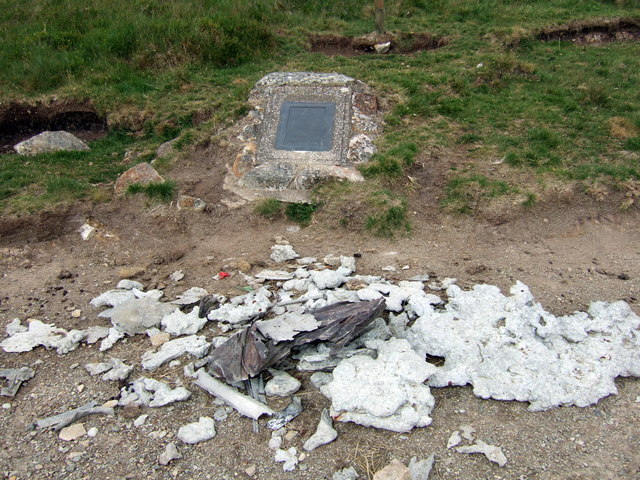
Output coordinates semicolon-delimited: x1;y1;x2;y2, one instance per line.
538;17;640;45
0;143;639;479
309;32;447;56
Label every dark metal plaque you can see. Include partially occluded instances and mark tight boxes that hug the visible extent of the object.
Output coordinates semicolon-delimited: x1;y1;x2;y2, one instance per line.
275;102;336;151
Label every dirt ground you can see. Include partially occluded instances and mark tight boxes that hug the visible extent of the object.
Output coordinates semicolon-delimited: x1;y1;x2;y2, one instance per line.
1;143;639;480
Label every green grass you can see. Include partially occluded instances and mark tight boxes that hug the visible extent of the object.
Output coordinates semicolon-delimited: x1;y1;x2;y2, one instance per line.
0;131;135;212
126;180;176;202
365;190;411;237
1;0;640;219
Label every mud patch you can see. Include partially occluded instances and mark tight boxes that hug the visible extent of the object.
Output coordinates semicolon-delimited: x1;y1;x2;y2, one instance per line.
538;18;640;45
0;206;85;246
310;32;447;56
0;99;107;153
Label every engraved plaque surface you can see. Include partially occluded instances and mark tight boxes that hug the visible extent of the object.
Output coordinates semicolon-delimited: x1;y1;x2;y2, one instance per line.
275;102;336;152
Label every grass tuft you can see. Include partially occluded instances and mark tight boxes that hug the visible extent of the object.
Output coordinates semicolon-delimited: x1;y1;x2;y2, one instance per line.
254;198;283;219
126;180;175;202
285;202;317;226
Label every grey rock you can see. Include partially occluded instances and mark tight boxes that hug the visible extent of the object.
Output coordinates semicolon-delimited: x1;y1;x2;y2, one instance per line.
116;280;144;291
239;163;295;191
15;131;90;155
158;442;182;466
347;134;377;163
409;455;435;480
177;417;216;444
334;466;359;480
264;370;301;397
254;72;356;88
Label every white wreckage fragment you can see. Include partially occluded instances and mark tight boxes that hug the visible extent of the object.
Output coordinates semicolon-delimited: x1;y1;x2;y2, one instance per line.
85;358;133;381
177;416;216;444
270;244;299;263
303;408;338;451
170;287;209;306
456;440;507;467
408;281;640;411
104;297;175;335
194;369;274;420
256;312;319;342
321;338;437;433
142;335;210;371
1;319;85;355
161;307;207;336
207;287;272;324
118;377;191;407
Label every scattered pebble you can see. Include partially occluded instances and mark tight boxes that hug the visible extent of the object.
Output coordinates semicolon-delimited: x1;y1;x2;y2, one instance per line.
2;403;11;409
159;442;183;466
134;414;149;427
59;423;87;441
87;427;98;438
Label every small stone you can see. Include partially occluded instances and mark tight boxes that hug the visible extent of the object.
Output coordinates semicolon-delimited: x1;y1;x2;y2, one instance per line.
447;431;462;449
71;309;82;318
245;464;257;477
103;400;118;408
134;414;149;427
59;423;87;441
87;427;98;438
177;195;206;212
2;403;11;409
284;430;298;441
114;163;164;196
265;370;301;397
79;224;96;241
76;384;85;393
374;41;391;54
159;442;183;466
333;466;359;480
150;332;171;347
169;271;184;282
373;459;410;480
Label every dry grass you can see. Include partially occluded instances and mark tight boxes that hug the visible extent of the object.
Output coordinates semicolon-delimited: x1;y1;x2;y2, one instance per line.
609;117;638;140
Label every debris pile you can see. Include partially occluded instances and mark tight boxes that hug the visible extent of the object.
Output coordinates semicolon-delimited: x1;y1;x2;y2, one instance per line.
2;241;640;476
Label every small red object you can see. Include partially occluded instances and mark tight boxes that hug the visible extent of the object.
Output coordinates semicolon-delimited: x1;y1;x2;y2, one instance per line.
218;271;230;279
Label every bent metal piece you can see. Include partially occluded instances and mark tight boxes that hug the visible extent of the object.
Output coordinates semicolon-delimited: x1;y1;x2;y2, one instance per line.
206;298;386;383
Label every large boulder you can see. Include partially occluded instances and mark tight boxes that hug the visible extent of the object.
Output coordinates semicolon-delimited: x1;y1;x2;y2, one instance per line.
14;131;90;155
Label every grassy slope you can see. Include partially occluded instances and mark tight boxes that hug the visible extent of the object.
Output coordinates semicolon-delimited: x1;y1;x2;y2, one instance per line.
1;0;639;219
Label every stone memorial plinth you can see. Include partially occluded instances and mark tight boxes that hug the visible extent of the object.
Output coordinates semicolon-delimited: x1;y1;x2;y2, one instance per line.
224;72;382;202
